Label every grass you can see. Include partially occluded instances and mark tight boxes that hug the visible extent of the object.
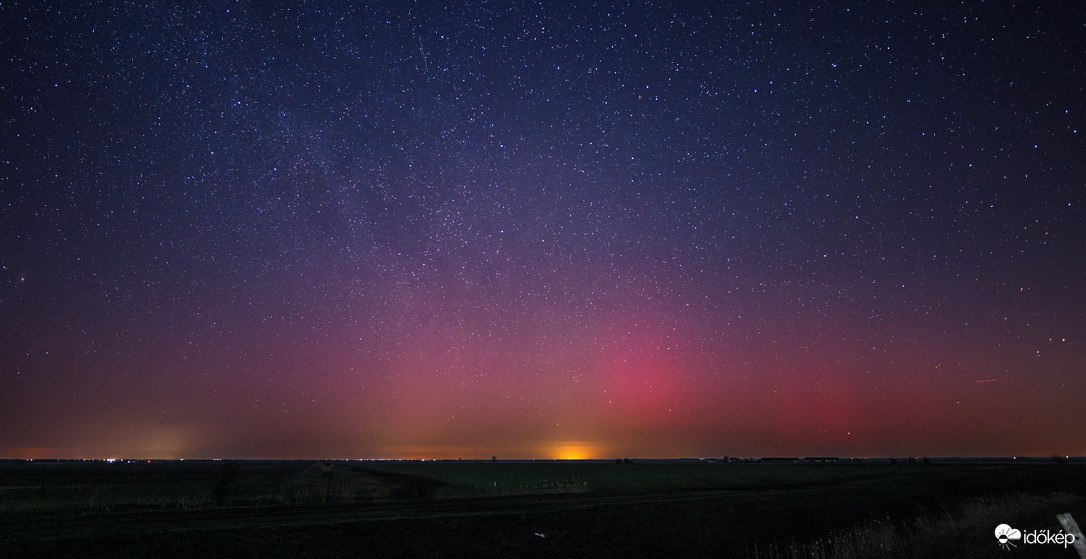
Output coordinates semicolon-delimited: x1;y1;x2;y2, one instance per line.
1;460;1084;557
753;492;1083;558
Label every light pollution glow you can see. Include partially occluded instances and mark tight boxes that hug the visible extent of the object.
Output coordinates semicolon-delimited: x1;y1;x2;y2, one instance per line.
2;2;1085;460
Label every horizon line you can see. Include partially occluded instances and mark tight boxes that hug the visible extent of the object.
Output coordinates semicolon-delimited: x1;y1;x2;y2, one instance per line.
4;454;1082;462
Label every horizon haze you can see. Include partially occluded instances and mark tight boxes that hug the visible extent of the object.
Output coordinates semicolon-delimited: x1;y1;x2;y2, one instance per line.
2;2;1085;461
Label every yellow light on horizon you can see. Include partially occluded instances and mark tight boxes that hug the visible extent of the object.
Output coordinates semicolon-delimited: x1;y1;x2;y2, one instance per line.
551;442;599;460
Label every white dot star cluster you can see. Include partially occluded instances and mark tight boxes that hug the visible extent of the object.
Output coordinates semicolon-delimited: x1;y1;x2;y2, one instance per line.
0;2;1083;459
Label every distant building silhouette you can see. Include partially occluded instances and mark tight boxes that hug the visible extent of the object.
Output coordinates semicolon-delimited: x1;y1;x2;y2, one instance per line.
804;457;840;463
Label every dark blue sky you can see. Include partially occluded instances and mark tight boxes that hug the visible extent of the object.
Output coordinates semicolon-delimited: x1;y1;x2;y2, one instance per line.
1;1;1084;459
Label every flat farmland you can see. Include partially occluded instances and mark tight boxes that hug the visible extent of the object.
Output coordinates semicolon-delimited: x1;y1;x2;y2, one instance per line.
1;460;1084;557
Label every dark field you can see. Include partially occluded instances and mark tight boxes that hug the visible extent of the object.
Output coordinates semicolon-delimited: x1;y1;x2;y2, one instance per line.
1;460;1084;557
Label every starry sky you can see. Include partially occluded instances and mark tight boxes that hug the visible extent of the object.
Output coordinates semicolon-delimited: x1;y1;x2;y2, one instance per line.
1;2;1084;460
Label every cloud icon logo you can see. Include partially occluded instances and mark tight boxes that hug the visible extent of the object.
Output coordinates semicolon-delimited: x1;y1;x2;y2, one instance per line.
995;524;1022;550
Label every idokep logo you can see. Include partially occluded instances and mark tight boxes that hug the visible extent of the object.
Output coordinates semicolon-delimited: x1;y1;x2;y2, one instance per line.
995;523;1078;551
995;524;1021;550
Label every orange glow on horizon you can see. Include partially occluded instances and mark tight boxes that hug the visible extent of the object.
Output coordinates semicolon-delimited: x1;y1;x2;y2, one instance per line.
549;442;602;460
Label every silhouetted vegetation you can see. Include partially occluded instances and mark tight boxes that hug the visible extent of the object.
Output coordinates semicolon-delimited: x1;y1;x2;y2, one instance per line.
2;460;1084;557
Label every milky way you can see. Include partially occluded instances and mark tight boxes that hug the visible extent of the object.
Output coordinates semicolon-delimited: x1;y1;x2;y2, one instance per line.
1;2;1084;459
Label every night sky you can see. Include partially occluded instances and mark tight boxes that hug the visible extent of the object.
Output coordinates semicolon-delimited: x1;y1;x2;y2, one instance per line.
2;2;1084;460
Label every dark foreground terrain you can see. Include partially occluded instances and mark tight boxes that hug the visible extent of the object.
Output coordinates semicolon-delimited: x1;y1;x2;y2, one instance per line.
1;459;1084;557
